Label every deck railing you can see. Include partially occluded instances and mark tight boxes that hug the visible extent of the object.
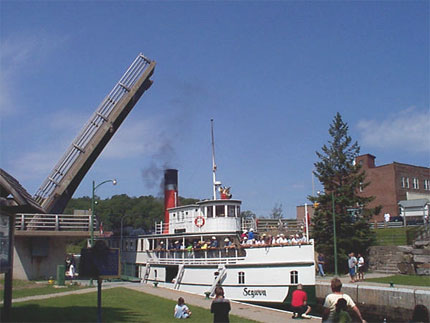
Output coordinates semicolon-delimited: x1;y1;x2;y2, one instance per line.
15;213;94;231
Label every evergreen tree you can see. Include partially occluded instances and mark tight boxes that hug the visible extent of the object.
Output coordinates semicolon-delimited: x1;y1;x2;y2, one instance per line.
309;113;379;273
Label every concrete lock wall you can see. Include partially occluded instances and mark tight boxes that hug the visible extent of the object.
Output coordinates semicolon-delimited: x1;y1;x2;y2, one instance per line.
316;282;430;321
13;236;69;280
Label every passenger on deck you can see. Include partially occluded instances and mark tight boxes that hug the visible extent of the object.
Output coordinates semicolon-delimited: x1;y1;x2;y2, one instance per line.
240;230;247;241
210;237;219;248
156;241;165;250
174;241;181;250
241;237;248;246
224;238;232;247
247;228;255;242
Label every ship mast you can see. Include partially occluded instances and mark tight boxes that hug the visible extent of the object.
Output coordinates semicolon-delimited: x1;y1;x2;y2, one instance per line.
211;119;217;200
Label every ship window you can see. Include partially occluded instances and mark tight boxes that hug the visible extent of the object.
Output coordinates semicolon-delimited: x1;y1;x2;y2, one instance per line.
237;206;241;216
238;271;245;284
290;270;298;284
207;206;213;218
216;205;225;217
228;205;235;217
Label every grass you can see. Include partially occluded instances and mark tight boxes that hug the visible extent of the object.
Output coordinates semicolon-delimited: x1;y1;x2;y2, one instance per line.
365;274;430;287
373;226;423;246
4;287;258;323
373;227;408;246
0;280;89;301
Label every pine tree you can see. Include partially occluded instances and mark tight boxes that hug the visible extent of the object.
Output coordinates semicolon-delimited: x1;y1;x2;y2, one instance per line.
309;113;379;273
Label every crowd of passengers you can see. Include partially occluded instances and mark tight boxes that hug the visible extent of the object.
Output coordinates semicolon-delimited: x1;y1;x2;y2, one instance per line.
151;229;309;252
240;228;309;246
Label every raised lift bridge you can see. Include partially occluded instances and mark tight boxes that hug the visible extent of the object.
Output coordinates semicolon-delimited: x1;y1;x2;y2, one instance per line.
11;53;155;280
34;54;156;214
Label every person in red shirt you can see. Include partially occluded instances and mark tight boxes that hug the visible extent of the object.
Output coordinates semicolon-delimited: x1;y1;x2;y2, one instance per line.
291;284;312;319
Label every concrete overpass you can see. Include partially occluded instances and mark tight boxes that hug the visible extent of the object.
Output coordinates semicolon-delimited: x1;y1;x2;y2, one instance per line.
13;213;96;280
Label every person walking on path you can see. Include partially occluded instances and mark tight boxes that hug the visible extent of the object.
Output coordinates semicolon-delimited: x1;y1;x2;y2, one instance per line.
348;253;357;283
211;286;231;323
174;297;192;319
322;278;366;323
317;253;326;277
291;284;312;319
357;254;365;281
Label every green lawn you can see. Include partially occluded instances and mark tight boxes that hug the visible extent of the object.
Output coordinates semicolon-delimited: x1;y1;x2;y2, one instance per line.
373;226;423;246
0;280;89;301
365;275;430;287
4;287;258;323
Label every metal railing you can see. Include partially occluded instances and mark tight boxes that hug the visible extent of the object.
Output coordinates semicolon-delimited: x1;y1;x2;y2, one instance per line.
15;213;94;231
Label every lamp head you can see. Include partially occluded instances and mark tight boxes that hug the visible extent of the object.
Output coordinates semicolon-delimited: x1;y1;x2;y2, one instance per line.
112;179;117;186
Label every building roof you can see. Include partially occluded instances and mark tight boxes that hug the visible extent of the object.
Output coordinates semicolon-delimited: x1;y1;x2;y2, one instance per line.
0;168;45;214
398;198;430;208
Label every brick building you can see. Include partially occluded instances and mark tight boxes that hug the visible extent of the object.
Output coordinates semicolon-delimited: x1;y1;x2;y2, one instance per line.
296;204;315;228
355;154;430;222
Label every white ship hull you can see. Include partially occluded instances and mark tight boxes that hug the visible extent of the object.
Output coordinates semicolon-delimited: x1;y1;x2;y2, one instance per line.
123;241;316;304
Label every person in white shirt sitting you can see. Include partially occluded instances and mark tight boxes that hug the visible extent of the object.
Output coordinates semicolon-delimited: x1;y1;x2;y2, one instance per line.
174;297;192;319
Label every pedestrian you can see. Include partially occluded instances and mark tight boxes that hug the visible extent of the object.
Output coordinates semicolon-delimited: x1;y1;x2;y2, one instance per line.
333;298;352;323
174;297;192;319
357;254;365;281
317;253;326;277
68;262;75;282
211;286;231;323
322;278;366;323
348;253;357;283
384;213;391;225
291;284;312;319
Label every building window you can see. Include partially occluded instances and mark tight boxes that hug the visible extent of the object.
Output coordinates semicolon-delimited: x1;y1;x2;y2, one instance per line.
290;270;298;284
402;177;410;189
424;179;430;190
238;272;245;284
359;182;363;192
413;178;419;189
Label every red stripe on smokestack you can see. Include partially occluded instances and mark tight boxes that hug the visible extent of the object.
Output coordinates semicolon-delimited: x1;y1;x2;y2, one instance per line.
164;169;178;234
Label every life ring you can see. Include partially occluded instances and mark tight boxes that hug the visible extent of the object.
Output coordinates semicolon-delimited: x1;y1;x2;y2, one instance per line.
195;216;205;227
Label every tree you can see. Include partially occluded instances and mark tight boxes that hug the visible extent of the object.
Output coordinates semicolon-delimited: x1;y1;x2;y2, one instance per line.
309;113;379;273
270;203;283;219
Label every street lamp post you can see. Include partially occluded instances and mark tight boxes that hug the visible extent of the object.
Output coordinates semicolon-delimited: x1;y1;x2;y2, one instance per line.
120;214;130;276
90;179;117;248
90;179;117;286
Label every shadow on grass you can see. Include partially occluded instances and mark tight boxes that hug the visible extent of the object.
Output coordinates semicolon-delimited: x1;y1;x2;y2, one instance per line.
8;304;149;323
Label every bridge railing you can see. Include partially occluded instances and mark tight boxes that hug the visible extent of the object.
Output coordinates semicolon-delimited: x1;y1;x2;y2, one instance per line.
15;213;94;231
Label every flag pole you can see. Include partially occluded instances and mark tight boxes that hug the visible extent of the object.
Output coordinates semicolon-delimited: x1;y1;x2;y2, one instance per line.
305;203;309;241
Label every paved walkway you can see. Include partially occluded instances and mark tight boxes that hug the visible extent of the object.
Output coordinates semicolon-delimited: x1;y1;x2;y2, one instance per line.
126;283;320;323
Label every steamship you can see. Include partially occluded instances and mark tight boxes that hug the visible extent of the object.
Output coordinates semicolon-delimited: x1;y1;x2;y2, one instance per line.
121;169;316;304
121;122;315;305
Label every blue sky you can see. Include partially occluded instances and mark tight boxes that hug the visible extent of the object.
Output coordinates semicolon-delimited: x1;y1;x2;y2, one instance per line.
1;1;429;218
